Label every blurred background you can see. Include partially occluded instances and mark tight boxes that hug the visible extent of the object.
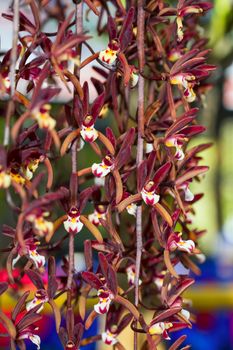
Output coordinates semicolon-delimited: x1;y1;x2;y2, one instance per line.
1;0;233;349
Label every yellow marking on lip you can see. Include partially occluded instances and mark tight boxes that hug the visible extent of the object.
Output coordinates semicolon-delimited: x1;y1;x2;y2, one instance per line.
165;140;175;147
101;165;110;169
30;251;38;257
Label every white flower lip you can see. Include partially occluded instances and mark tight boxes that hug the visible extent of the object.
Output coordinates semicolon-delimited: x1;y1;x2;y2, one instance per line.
80;125;98;143
29;250;46;269
92;162;112;178
126;203;137;216
102;330;118;345
63;215;84;234
141;187;160;206
99;47;118;67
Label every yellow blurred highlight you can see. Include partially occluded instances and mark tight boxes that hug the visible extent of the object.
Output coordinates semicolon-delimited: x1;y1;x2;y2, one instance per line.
185;283;233;310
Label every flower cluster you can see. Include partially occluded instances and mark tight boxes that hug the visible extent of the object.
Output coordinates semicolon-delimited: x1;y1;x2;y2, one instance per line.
0;1;214;350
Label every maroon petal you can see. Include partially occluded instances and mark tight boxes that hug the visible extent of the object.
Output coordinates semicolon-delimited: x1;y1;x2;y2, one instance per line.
153;162;172;190
83;81;89;117
81;271;103;290
119;7;135;51
91;90;105;119
107;15;117;41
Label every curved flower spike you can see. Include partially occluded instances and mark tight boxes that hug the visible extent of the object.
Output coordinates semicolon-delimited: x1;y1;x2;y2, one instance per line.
102;330;118;345
92;155;114;178
141;181;160;206
63;207;84;234
148;321;173;340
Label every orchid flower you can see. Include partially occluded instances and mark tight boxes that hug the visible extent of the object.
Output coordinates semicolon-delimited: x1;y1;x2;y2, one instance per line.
94;287;114;315
169;50;215;103
178;181;194;202
92;155;114;178
176;1;212;42
165;135;187;160
126;265;142;286
80;115;98;143
13;239;45;269
77;82;105;144
168;232;195;254
26;289;49;313
148;321;173;340
141;181;160;206
32;104;56;131
126;202;137;216
88;205;106;226
99;39;120;67
98;7;134;78
27;210;53;237
18;327;41;350
63;206;84;234
21;158;40;181
170;73;196;102
102;329;118;345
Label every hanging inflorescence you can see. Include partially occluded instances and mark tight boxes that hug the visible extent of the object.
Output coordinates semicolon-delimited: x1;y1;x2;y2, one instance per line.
0;1;215;349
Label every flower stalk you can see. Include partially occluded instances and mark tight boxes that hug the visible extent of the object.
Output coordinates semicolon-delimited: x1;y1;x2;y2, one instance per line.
134;2;145;348
3;0;19;146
